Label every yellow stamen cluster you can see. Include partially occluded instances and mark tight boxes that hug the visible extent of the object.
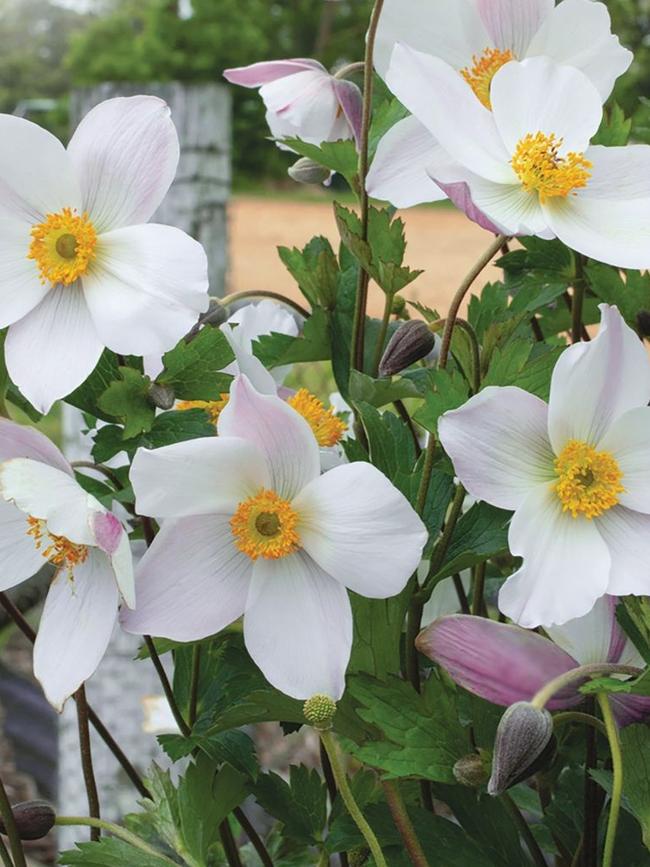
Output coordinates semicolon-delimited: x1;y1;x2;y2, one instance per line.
177;394;230;425
554;440;624;519
511;133;592;203
460;47;514;109
28;207;97;285
230;489;300;560
27;516;89;570
287;389;346;447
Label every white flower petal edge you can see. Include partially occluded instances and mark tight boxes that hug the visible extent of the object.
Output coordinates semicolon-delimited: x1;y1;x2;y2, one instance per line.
595;507;650;597
0;498;48;591
0;417;73;474
477;0;554;58
598;407;650;514
545;594;617;665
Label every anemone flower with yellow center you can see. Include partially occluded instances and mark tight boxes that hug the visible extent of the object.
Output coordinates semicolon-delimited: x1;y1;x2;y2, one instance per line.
438;305;650;629
121;375;427;701
0;419;133;710
0;95;209;413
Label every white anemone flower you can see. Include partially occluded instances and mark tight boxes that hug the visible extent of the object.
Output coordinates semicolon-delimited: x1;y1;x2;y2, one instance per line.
0;96;210;413
0;419;134;710
121;375;427;700
368;0;631;208
381;54;650;269
439;305;650;628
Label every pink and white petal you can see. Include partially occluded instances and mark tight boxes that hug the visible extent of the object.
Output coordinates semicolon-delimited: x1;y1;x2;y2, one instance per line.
500;483;611;627
374;0;490;76
0;418;71;474
243;551;352;700
477;0;554;58
220;326;278;396
261;70;339;142
595;506;650;597
0;114;80;223
130;437;270;519
417;614;581;709
332;79;363;146
34;550;118;710
545;595;617;666
0;458;96;545
83;224;209;356
434;177;507;234
120;514;252;642
490;58;602;156
293;462;427;598
0;219;49;327
580;146;650;201
68;96;179;233
0;498;47;591
223;59;325;88
458;174;549;236
610;695;650;728
91;512;134;608
547;305;650;453
385;44;514;183
438;387;555;511
598;407;650;513
420;574;471;627
525;0;633;101
5;283;104;415
218;376;320;501
366;116;447;208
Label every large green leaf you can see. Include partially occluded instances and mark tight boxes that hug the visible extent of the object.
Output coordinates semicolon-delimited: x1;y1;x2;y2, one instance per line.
59;838;174;867
251;766;327;845
431;501;511;583
97;366;155;438
157;327;234;400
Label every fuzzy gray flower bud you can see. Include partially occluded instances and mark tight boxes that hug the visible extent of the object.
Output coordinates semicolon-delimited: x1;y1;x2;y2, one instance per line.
148;382;175;410
288;157;331;186
488;702;555;796
0;800;56;840
378;320;436;377
453;752;490;788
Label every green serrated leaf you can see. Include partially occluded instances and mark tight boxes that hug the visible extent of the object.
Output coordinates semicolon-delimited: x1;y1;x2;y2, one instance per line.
278;236;338;308
251;766;327;845
91;409;214;463
97;367;155;438
432;502;511;583
348;369;421;407
158;327;234;400
65;349;122;421
413;369;470;435
592;103;632;147
59;837;173;867
283;137;358;187
252;307;330;369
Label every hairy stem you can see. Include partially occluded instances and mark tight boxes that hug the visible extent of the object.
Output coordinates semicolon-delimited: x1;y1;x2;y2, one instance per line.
234;807;274;867
598;693;623;867
333;61;365;80
382;780;430;867
75;685;101;841
188;644;202;728
219;290;310;319
470;561;486;616
219;816;244;867
552;711;606;737
0;775;25;867
144;636;191;737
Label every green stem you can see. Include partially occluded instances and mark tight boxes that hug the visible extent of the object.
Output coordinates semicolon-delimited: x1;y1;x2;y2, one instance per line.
438;317;481;393
333;61;365;80
0;835;12;867
233;807;274;867
371;293;393;377
144;636;191;737
75;685;101;841
55;817;177;864
394;400;422;458
219;816;244;867
501;793;547;867
317;849;330;867
530;663;641;711
552;711;606;737
470;561;486;616
188;644;202;728
597;693;623;867
571;255;587;344
320;732;387;867
382;780;430;867
219;290;310;320
0;776;25;867
70;461;124;491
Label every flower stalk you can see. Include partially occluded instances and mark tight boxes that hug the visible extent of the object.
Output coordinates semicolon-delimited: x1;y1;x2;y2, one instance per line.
75;685;101;841
530;663;641;711
0;774;26;867
382;780;430;867
597;693;623;867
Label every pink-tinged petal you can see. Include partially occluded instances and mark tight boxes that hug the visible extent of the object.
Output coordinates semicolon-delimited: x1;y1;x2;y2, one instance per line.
606;598;629;665
243;551;352;700
439;386;555;511
67;96;180;232
120;515;252;642
130;437;270;520
91;511;122;555
0;498;47;591
0;219;49;327
595;506;650;598
366;116;447;208
0;114;80;223
547;305;650;454
610;695;650;728
434;178;505;234
526;0;632;101
598;407;650;513
5;283;104;415
545;595;617;666
91;511;134;608
500;483;611;627
477;0;553;57
218;376;320;501
293;462;427;599
0;418;71;474
332;79;363;146
223;59;325;88
34;550;118;710
417;614;580;709
83;224;209;357
261;69;340;145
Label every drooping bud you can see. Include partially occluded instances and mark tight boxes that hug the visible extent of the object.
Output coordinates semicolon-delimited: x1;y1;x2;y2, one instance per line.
0;800;56;840
303;693;337;730
637;310;650;338
488;702;555;796
288;157;331;186
378;320;436;377
453;752;490;788
148;382;175;410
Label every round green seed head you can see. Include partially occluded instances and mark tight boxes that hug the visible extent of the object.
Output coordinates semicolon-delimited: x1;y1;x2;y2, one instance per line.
303;693;337;728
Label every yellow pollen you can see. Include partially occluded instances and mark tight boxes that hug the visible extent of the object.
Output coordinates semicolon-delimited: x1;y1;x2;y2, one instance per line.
27;516;89;571
177;394;230;425
554;440;624;519
460;47;514;109
28;207;97;286
287;389;346;447
511;133;592;204
230;489;300;560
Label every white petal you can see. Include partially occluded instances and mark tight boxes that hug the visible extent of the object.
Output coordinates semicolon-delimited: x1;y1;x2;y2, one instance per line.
477;0;554;57
243;551;352;700
490;57;603;156
130;437;270;519
0;498;47;591
91;512;135;608
366;116;447;208
438;386;555;511
595;506;650;597
420;573;471;627
0;417;72;474
0;458;97;545
374;0;489;76
34;551;118;710
68;96;180;232
0;219;49;327
293;462;427;598
457;173;549;236
385;44;513;184
545;594;617;665
581;145;650;200
525;0;633;101
218;376;320;501
547;305;650;453
598;407;650;514
5;283;104;415
83;224;209;356
120;515;252;642
0;114;80;223
261;70;341;146
499;483;611;627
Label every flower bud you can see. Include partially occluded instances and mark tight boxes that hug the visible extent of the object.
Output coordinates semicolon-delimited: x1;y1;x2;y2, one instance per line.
378;320;436;377
488;702;555;796
148;382;175;410
303;693;337;730
453;752;490;788
637;310;650;338
0;800;56;840
391;295;408;318
288;157;331;186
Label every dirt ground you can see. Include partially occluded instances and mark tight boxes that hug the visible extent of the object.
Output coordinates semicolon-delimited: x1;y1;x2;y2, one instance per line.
227;194;504;318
